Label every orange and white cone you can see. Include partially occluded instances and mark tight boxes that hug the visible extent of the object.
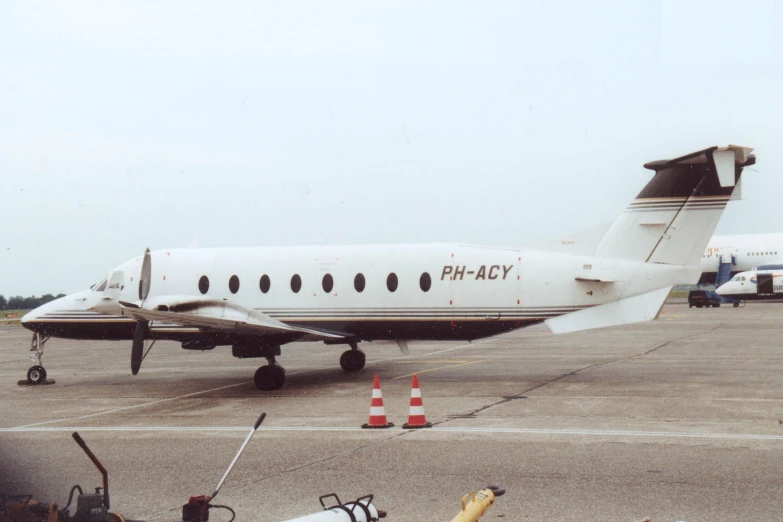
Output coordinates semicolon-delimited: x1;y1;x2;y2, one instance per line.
362;375;394;429
402;374;432;429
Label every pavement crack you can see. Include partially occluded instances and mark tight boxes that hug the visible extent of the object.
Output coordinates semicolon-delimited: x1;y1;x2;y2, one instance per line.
434;323;724;425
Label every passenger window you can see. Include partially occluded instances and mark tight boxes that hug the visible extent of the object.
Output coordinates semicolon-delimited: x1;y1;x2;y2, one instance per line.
229;275;240;294
419;272;432;292
322;273;334;293
291;274;302;293
198;276;209;294
354;273;366;293
259;274;271;293
387;272;398;292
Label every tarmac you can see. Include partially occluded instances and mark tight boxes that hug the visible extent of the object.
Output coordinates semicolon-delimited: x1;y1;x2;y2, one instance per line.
1;302;783;521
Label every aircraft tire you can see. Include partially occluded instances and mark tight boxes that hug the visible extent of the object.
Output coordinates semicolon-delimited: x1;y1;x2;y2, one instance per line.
340;349;366;372
733;302;740;308
254;364;285;391
27;365;46;385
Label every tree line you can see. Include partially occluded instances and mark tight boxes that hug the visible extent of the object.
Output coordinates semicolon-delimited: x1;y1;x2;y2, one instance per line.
0;294;66;311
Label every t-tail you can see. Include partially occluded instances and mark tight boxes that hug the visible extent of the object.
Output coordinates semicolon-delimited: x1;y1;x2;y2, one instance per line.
546;145;754;334
594;145;754;265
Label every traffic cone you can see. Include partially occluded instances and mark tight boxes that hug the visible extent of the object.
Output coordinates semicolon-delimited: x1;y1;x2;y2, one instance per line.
402;374;432;429
362;375;394;429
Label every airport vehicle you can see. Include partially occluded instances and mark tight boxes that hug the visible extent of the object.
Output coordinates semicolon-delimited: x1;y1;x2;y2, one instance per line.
687;290;723;308
716;265;783;301
699;233;783;286
21;145;754;390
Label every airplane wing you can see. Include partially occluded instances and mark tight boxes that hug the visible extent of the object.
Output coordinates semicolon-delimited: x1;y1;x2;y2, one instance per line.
91;295;347;341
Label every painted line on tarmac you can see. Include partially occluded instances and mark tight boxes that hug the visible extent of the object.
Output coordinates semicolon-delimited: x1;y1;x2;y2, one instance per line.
11;338;498;430
2;425;783;441
392;359;491;380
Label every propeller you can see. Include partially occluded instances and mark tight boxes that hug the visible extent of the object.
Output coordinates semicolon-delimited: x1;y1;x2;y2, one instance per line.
131;248;152;375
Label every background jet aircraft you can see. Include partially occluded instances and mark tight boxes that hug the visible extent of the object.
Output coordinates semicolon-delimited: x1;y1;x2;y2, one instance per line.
699;233;783;286
716;264;783;301
22;145;755;390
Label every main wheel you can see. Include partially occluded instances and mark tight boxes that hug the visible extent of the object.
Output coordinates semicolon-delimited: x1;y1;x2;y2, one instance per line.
254;365;286;391
340;349;366;372
27;365;47;385
733;302;740;308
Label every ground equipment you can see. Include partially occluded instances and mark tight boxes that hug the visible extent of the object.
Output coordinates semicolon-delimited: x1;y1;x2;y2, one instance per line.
181;413;267;522
449;485;505;522
282;494;386;522
180;413;385;521
0;432;136;522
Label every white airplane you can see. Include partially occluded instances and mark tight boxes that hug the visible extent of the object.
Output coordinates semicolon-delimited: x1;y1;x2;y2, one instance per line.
699;233;783;285
21;145;755;391
715;264;783;301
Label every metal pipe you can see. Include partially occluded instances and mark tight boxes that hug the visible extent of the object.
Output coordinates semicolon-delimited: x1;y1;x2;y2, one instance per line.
72;432;110;510
210;413;266;500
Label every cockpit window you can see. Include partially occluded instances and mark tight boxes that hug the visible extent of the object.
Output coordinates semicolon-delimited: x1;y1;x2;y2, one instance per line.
94;277;108;291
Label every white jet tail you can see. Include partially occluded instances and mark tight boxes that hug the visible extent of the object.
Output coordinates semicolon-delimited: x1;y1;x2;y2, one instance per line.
545;145;755;335
593;145;754;266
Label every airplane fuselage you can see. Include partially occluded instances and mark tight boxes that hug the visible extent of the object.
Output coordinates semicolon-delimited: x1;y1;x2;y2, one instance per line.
23;243;691;343
699;233;783;284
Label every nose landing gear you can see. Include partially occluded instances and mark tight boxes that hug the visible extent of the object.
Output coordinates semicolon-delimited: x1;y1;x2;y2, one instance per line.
18;333;55;386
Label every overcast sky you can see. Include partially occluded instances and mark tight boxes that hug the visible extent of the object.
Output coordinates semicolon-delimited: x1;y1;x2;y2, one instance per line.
1;0;782;296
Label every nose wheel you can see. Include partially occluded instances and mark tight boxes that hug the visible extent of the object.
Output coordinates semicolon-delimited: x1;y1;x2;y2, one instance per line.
254;357;286;391
27;365;47;384
19;333;55;386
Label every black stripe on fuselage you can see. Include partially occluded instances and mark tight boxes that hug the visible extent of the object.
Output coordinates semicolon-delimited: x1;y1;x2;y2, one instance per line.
23;318;544;342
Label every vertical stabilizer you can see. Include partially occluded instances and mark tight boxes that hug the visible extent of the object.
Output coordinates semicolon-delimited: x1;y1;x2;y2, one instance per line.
593;145;754;266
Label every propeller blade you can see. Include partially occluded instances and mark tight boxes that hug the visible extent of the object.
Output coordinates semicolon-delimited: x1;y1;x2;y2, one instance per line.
131;321;147;375
138;248;151;301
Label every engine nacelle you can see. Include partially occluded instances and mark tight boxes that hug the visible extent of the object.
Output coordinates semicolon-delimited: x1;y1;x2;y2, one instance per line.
181;340;217;351
232;342;281;359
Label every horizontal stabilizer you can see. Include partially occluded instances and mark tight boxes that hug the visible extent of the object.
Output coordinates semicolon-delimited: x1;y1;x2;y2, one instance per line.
545;286;671;334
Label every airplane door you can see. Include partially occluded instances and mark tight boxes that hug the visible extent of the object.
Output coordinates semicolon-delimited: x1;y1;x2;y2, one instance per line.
757;273;774;295
719;247;738;265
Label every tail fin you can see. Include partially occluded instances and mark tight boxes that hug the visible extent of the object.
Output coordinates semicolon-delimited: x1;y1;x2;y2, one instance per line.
593;145;754;266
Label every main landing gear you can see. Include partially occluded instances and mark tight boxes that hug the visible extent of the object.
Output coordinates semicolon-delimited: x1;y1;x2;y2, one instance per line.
340;341;366;372
20;333;54;386
254;357;286;391
249;340;365;391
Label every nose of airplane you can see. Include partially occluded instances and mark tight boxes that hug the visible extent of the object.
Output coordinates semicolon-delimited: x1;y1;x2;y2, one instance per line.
21;290;93;334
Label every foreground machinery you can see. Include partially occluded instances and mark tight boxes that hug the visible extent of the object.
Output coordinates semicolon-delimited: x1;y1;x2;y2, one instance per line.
1;413;508;520
1;432;132;522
